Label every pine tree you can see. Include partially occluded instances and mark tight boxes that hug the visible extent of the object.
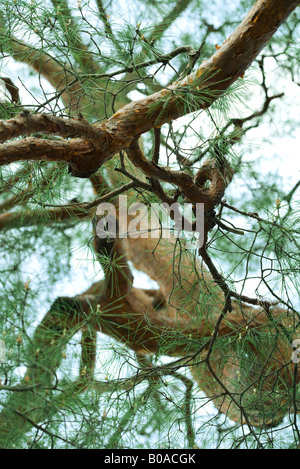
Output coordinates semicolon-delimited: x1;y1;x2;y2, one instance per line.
0;0;299;449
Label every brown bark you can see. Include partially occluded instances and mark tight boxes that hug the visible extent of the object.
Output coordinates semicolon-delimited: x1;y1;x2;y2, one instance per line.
69;0;300;175
126;139;234;210
0;205;92;231
1;36;82;110
0;78;20;104
0;0;298;176
0;206;298;443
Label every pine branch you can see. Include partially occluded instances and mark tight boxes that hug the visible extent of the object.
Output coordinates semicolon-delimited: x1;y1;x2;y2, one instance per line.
0;27;82;110
0;0;297;176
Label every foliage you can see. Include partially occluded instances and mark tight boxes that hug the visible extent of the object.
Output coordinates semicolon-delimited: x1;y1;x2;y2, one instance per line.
0;0;299;450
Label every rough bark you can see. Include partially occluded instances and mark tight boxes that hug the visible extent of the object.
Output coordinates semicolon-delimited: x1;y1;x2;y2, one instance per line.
0;225;297;444
0;0;298;176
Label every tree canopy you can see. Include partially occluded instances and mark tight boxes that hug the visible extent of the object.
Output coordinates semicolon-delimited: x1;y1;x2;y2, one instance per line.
0;0;299;450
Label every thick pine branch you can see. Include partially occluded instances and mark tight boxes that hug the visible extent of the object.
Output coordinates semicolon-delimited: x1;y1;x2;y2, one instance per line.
0;0;298;176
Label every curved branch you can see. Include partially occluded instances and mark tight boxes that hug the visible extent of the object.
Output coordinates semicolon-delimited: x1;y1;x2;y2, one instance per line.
50;0;102;74
0;204;92;231
0;136;102;177
0;33;82;110
0;113;105;143
0;0;297;177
